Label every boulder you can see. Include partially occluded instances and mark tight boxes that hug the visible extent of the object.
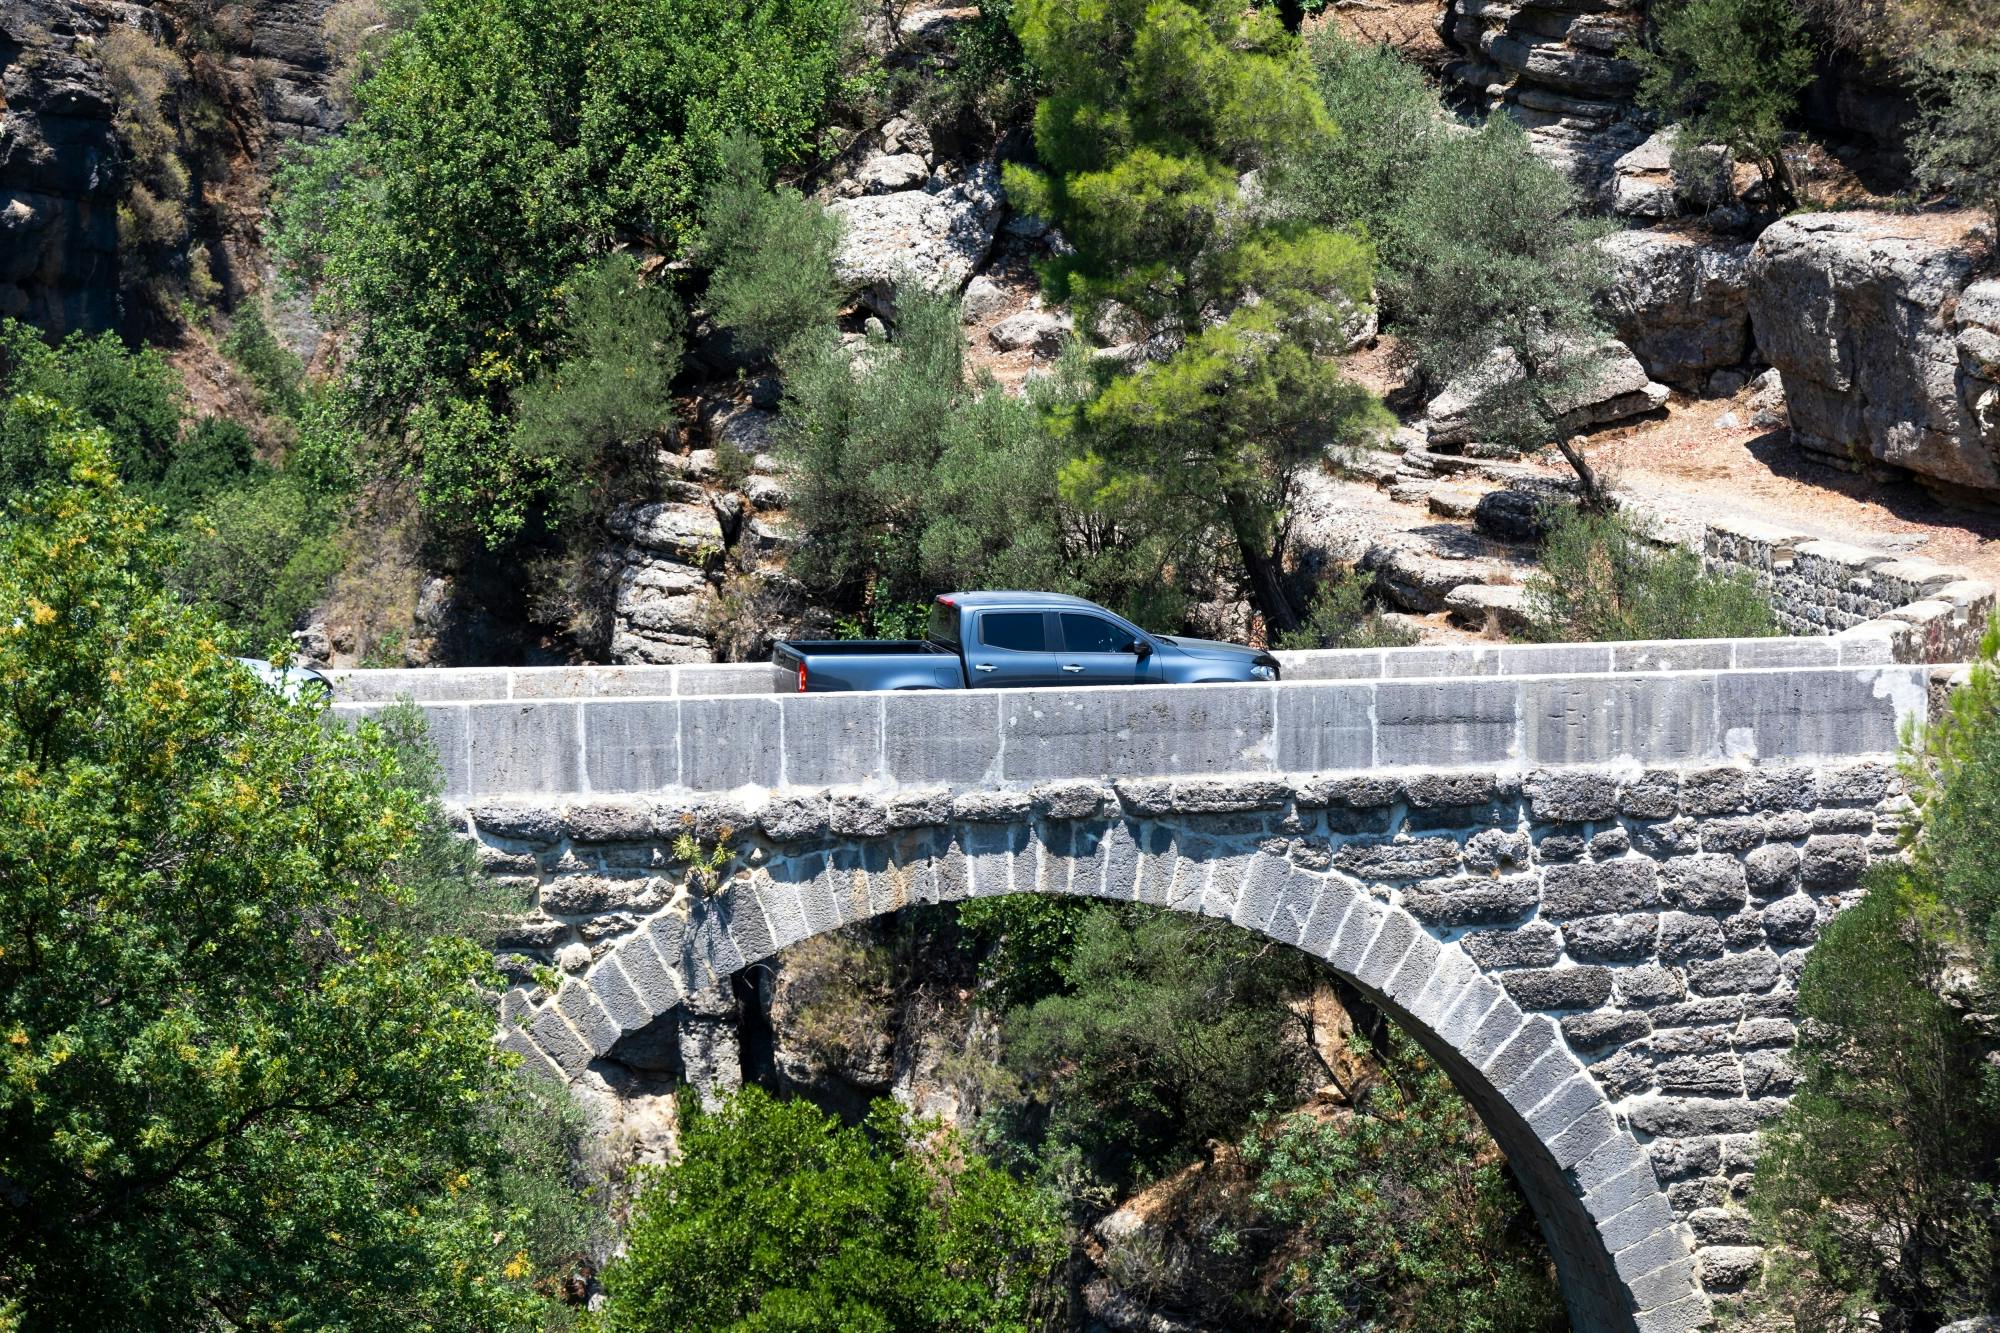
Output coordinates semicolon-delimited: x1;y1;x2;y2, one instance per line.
856;152;929;194
1599;230;1755;391
827;161;1005;319
1358;536;1498;613
959;275;1011;324
988;308;1070;355
609;501;726;561
1446;582;1531;634
1427;340;1668;447
1747;213;2000;495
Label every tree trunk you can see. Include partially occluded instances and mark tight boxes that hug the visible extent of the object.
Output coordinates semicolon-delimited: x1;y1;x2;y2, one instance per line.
1553;435;1613;514
1225;493;1301;637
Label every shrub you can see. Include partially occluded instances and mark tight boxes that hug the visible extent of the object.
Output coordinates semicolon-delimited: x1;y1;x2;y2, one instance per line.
272;0;853;537
1241;1030;1567;1333
1003;905;1326;1193
1911;35;2000;240
509;254;683;530
0;319;183;490
152;415;259;513
222;307;308;420
171;474;346;651
700;132;844;362
1628;0;1817;212
600;1086;1065;1332
1521;506;1776;642
1276;568;1417;651
1276;36;1616;453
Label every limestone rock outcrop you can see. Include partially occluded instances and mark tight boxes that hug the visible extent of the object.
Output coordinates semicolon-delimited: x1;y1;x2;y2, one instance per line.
1425;339;1668;448
1746;212;2000;497
1599;229;1755;392
826;159;1005;319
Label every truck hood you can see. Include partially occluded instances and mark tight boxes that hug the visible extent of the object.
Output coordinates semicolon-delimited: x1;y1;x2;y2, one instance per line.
1157;635;1273;665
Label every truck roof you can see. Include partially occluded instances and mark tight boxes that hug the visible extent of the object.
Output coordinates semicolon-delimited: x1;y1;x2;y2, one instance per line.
939;591;1109;610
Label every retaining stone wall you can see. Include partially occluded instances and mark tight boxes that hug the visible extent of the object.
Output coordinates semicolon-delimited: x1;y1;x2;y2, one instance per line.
1702;515;1995;661
475;755;1912;1333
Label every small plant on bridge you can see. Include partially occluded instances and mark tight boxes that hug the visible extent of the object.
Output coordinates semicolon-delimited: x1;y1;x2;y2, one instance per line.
672;821;736;896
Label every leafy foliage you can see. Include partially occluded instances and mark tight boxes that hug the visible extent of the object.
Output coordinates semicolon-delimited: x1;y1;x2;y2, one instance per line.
0;319;182;492
1275;567;1417;651
1276;33;1615;453
1911;34;2000;239
1521;505;1776;642
768;287;1089;613
1628;0;1817;211
1241;1030;1567;1333
700;133;845;362
271;0;852;544
600;1086;1065;1332
223;308;309;421
1003;906;1326;1194
1006;0;1388;634
0;403;592;1329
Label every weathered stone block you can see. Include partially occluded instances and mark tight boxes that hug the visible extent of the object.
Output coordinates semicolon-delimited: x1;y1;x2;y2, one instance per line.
1502;966;1614;1011
1654;1052;1743;1097
1760;894;1819;945
1031;779;1117;821
1465;828;1532;872
1660;854;1749;912
1743;844;1800;898
1616;963;1688;1006
1801;833;1869;888
1405;877;1542;926
1627;1096;1770;1137
1528;768;1622;822
1561;1010;1651;1052
1332;836;1462;880
1687;949;1782;995
1463;920;1562;968
1563;913;1659;962
1543;859;1662;917
1697;1245;1764;1292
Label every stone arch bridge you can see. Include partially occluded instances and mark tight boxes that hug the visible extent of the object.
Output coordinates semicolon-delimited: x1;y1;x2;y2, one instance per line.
334;634;1952;1333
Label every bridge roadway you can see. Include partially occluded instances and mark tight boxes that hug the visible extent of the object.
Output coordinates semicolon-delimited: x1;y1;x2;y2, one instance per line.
333;632;1949;1333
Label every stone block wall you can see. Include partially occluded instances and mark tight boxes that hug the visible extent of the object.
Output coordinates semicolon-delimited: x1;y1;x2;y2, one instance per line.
1702;515;1996;661
471;754;1914;1329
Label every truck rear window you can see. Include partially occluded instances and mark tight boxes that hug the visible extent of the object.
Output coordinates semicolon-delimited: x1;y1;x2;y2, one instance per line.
980;612;1047;652
928;602;960;649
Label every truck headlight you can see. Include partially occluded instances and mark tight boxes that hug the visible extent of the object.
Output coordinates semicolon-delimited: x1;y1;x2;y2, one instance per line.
1250;663;1278;682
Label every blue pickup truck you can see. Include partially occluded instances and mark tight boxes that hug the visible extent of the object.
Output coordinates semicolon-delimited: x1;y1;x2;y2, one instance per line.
772;592;1282;691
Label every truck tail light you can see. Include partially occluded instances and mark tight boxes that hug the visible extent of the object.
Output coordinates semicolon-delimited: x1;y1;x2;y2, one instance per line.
798;660;808;693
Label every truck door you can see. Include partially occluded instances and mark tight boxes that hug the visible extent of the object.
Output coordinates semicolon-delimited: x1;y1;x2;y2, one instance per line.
963;609;1061;686
1057;610;1154;685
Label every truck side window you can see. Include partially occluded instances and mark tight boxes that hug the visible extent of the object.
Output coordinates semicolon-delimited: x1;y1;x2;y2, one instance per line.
1060;613;1130;654
980;612;1047;652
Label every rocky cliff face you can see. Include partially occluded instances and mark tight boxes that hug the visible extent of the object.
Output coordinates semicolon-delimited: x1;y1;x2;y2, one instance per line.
1747;212;2000;500
1;0;339;336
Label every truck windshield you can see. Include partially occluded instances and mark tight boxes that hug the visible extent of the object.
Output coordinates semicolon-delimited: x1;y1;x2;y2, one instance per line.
927;601;960;649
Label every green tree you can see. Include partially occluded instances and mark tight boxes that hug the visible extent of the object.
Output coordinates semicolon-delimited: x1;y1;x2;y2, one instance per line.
600;1086;1065;1332
1005;905;1327;1193
1241;1030;1567;1333
1007;0;1388;634
0;399;591;1329
0;319;182;492
700;133;845;363
1628;0;1817;212
1521;506;1776;643
1911;34;2000;240
271;0;851;545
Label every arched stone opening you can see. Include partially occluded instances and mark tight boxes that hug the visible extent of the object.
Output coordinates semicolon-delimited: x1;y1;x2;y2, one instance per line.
500;817;1708;1333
